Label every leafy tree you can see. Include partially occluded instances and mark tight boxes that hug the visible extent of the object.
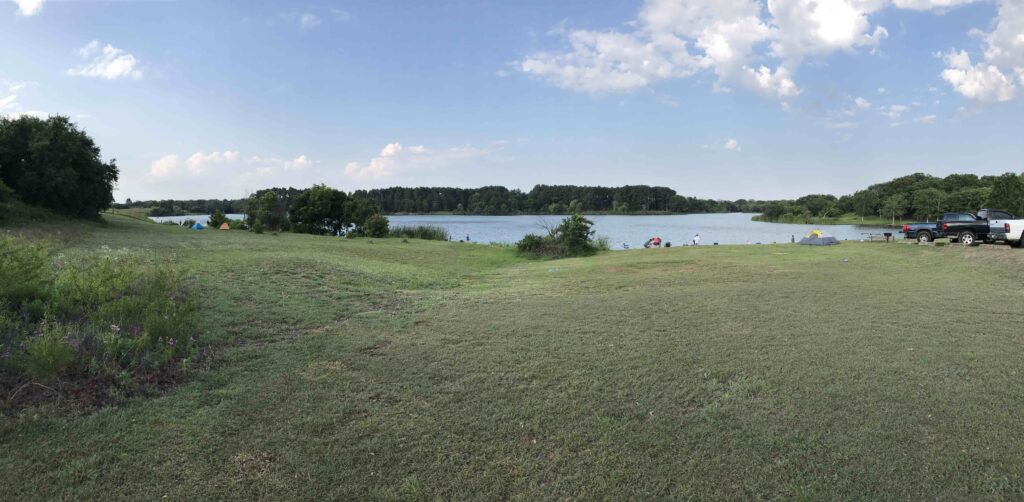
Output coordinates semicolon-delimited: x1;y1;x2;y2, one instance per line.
881;194;908;224
289;184;349;235
911;188;947;220
345;198;378;234
208;208;228;228
0;115;118;217
987;173;1024;216
247;191;287;232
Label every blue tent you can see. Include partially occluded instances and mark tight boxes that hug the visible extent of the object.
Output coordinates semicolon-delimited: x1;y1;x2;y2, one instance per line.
191;222;205;230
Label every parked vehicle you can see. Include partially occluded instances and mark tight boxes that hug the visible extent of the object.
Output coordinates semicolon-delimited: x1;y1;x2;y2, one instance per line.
1003;220;1024;248
905;212;991;245
902;222;938;243
976;208;1023;245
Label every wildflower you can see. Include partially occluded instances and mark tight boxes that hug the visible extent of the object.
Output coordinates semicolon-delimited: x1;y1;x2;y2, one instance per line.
110;324;121;333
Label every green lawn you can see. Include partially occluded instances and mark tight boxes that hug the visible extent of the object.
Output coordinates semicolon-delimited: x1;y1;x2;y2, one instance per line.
3;215;1024;499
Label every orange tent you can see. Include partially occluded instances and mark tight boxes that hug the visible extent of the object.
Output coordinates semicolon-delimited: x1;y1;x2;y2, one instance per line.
219;222;230;230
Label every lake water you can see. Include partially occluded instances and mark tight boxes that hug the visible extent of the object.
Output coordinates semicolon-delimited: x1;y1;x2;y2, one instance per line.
389;213;895;248
148;212;894;248
149;214;246;225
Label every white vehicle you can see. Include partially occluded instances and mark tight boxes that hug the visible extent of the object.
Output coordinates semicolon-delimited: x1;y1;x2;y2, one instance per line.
977;209;1024;247
1001;220;1024;248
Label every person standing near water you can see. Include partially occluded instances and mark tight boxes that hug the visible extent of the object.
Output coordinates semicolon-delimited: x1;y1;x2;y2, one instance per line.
693;233;701;246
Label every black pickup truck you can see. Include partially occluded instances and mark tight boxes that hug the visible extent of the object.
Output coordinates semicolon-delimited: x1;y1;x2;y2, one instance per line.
906;212;990;245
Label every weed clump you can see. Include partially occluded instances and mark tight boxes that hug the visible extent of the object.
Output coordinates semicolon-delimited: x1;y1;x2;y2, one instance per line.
0;236;201;408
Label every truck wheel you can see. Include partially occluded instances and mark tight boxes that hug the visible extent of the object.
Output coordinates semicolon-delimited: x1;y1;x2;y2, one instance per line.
917;232;932;243
1013;239;1023;249
959;232;976;246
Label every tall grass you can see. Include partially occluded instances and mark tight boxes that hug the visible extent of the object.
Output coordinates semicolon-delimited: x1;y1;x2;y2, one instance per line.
0;236;200;406
389;225;450;241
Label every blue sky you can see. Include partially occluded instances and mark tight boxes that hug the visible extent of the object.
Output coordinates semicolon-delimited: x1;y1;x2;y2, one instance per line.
2;0;1023;201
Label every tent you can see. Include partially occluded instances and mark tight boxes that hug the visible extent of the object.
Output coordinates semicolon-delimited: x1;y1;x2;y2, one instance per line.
219;222;230;230
798;229;839;246
191;222;205;230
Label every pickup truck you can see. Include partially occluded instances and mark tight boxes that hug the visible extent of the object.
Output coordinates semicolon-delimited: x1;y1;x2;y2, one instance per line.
902;222;938;243
1002;221;1024;248
904;212;991;245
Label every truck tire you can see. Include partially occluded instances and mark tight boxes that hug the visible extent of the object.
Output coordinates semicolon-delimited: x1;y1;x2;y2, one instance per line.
1013;239;1023;249
958;231;976;246
917;232;932;243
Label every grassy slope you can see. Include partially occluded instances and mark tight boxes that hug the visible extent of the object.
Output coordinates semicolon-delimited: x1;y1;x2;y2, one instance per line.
3;215;1024;499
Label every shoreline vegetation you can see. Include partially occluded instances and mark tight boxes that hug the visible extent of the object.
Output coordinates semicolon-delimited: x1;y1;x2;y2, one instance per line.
751;213;905;227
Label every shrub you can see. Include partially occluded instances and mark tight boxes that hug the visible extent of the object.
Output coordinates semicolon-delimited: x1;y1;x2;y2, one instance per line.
0;237;200;406
208;208;228;228
364;214;390;238
516;213;604;259
388;225;450;241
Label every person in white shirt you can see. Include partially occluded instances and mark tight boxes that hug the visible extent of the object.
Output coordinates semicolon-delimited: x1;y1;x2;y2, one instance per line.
693;233;701;246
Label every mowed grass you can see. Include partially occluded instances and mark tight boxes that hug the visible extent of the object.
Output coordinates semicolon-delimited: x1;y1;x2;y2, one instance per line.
3;215;1024;500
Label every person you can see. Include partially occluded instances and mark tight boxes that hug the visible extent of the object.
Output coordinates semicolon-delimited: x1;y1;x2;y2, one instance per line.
693;233;701;246
465;234;471;242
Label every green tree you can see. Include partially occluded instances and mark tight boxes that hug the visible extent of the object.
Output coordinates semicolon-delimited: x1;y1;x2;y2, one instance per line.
0;115;118;217
987;173;1024;216
881;194;908;225
911;188;947;220
208;208;228;228
247;191;287;232
289;184;349;234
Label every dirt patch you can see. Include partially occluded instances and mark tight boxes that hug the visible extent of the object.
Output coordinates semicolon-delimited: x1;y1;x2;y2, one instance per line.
232;451;274;480
605;267;628;273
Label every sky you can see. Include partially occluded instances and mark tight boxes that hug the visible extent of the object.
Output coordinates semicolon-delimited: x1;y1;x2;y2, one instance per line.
2;0;1023;201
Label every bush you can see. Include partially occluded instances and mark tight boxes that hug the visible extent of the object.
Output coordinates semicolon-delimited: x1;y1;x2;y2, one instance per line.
364;214;390;238
388;225;450;241
0;236;200;406
208;208;228;228
516;213;605;258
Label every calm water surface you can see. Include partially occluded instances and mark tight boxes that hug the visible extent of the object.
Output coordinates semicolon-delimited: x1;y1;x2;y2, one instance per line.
389;213;894;248
149;213;894;248
149;214;245;225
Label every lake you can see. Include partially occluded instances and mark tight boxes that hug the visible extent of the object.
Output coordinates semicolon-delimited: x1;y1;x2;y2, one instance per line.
149;214;246;225
149;213;895;248
388;213;894;248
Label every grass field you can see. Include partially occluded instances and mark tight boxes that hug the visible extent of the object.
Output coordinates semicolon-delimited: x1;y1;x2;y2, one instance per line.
3;214;1024;499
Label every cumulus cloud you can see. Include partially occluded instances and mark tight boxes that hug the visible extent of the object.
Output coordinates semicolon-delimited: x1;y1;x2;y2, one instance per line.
13;0;44;16
883;104;910;120
285;154;312;170
149;155;179;179
854;96;871;109
941;49;1017;102
519;0;984;102
724;138;742;151
344;142;495;180
914;114;938;123
67;41;142;80
941;1;1024;102
186;150;240;174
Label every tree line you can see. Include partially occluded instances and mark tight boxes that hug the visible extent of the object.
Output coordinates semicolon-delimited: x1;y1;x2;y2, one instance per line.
758;172;1024;223
352;185;774;215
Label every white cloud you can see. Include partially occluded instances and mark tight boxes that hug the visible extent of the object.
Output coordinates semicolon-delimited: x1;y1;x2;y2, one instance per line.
914;114;938;123
0;93;15;111
941;1;1024;102
723;138;742;151
941;49;1017;102
891;0;982;10
854;96;871;109
285;154;312;170
13;0;44;16
149;155;179;179
298;13;321;29
883;104;910;120
67;41;142;80
344;142;495;180
767;0;888;60
186;150;240;174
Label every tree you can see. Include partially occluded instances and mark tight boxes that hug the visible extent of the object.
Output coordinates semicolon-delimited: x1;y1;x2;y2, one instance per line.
881;194;908;225
208;208;228;228
289;184;349;235
911;188;947;220
763;202;786;221
987;173;1024;217
247;191;287;232
0;115;118;217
